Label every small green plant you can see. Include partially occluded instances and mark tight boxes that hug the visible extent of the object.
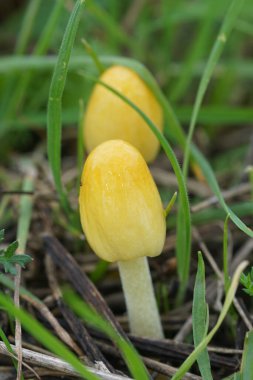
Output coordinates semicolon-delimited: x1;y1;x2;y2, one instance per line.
0;230;32;275
240;267;253;296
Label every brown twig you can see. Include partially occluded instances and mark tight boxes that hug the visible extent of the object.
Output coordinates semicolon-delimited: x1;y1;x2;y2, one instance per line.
174;316;193;343
191;182;251;213
0;341;132;380
151;167;211;197
230;239;253;274
14;164;37;380
14;264;23;380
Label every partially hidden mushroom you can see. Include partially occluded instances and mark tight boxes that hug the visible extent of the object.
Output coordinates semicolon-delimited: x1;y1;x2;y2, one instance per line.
79;140;166;338
83;65;163;163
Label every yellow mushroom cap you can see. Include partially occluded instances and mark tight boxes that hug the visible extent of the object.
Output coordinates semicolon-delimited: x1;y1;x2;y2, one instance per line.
83;65;163;163
79;140;166;262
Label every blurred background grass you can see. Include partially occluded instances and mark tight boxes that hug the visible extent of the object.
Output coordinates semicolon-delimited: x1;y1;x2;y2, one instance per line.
1;0;252;145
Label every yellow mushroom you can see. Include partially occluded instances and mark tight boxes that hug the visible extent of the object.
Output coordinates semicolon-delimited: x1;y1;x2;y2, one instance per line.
79;140;166;338
83;65;163;163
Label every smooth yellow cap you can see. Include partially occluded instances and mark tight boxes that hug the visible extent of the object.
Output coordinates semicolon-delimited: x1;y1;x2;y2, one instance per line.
79;140;166;262
83;65;163;163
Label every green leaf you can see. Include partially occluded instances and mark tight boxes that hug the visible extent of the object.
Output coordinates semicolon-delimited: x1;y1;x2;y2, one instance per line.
192;252;213;380
9;254;32;267
240;267;253;296
222;373;241;380
3;262;17;276
240;329;253;379
5;241;19;258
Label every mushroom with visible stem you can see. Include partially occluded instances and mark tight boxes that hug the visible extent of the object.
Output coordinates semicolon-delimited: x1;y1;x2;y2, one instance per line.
79;140;166;338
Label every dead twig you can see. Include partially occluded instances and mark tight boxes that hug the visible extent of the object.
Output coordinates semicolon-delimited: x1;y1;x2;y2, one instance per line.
14;163;36;380
0;341;132;380
191;182;251;213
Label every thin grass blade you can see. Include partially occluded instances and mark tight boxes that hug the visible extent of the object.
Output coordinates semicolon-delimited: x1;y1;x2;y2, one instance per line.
0;326;19;375
4;0;64;119
223;214;231;295
192;252;213;380
0;0;42;128
170;0;220;102
182;0;246;178
47;0;85;214
171;260;248;380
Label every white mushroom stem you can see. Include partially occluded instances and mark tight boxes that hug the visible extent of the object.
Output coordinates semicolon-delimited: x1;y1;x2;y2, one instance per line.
118;256;164;339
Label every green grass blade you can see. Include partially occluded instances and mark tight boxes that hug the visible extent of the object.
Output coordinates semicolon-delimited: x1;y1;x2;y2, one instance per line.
34;0;64;55
6;106;253;130
15;0;42;55
164;191;177;219
182;0;246;178
176;106;253;126
171;260;248;380
84;74;191;286
240;329;253;379
3;0;65;120
223;214;231;295
0;326;19;375
77;99;85;190
2;56;253;80
167;201;253;228
47;0;85;214
192;252;213;380
86;2;135;49
222;373;241;380
236;19;253;36
0;293;100;380
170;0;219;102
63;288;150;380
191;146;253;238
17;163;35;252
0;0;42;125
